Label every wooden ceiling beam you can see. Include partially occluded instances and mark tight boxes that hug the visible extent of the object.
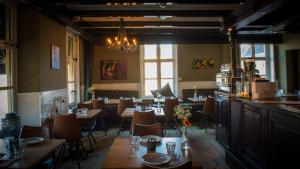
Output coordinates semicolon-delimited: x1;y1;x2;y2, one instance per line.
65;10;233;17
231;0;287;30
77;21;221;27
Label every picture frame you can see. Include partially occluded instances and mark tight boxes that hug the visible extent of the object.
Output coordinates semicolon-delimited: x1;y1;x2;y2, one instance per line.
50;45;60;69
100;59;127;80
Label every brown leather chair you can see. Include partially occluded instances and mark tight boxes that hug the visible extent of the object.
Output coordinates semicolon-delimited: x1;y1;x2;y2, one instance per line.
133;123;162;137
143;160;192;169
53;114;87;169
77;102;93;110
117;98;134;136
91;99;109;136
137;99;155;107
19;125;50;139
198;97;215;133
132;110;156;134
163;98;181;135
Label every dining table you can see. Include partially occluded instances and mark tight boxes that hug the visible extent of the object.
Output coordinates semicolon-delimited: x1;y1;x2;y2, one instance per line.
101;137;202;169
0;139;64;169
121;107;165;118
187;97;206;103
47;109;101;124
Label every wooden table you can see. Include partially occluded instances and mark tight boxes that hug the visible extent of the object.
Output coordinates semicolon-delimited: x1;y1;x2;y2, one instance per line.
121;107;165;118
101;137;202;169
48;109;101;120
0;139;64;169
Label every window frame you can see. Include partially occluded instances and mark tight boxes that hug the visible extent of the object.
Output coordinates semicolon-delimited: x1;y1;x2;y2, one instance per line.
0;0;17;121
239;43;274;81
140;44;178;97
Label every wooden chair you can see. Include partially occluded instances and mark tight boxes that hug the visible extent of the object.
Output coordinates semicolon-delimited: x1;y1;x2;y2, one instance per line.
133;123;162;137
77;102;93;110
132;110;156;134
77;102;98;151
53;114;87;169
117;98;134;136
163;98;181;135
197;97;215;133
137;99;155;107
19;125;50;139
143;160;192;169
91;99;109;136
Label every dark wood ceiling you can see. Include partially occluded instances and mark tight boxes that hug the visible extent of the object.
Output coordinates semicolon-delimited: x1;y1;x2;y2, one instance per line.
22;0;299;44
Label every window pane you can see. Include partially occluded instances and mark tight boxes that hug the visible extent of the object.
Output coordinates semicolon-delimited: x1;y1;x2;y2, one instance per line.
0;48;11;87
0;89;12;120
161;79;174;93
68;83;75;104
160;44;173;59
67;62;74;82
255;60;266;76
255;44;266;58
161;62;173;78
240;44;252;58
144;45;157;59
145;62;157;78
0;3;6;40
145;79;157;96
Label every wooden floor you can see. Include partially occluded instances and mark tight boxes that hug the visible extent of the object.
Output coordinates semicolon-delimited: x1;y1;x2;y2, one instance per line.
58;127;229;169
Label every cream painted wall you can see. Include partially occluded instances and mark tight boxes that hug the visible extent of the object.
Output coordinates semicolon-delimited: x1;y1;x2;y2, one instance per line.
92;44;231;89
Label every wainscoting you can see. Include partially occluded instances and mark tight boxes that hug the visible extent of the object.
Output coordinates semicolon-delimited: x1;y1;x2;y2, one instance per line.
17;89;68;126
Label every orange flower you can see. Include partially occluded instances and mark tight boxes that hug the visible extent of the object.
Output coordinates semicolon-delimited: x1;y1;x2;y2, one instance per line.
182;119;192;127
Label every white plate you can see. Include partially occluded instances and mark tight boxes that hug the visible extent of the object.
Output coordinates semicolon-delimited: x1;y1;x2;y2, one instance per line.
143;152;171;166
23;137;44;145
140;135;162;145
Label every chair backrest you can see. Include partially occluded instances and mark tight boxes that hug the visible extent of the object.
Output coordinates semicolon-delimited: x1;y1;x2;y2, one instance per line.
91;99;106;109
19;125;50;139
203;97;215;115
143;160;192;169
77;102;93;109
133;123;162;137
133;110;156;126
163;98;179;117
138;99;155;107
117;99;134;116
53;114;81;140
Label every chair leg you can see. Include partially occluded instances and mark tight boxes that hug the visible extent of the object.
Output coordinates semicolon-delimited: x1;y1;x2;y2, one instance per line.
75;141;81;169
205;114;208;134
173;117;182;135
88;135;94;152
90;132;97;144
78;140;88;159
117;118;125;136
101;118;107;136
164;118;169;135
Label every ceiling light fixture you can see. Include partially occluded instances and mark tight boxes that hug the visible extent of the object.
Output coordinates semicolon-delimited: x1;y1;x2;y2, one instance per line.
106;18;137;52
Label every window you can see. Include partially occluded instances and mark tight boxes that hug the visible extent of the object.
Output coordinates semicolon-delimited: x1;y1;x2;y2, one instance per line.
67;30;80;107
240;44;274;80
0;2;16;123
141;44;177;97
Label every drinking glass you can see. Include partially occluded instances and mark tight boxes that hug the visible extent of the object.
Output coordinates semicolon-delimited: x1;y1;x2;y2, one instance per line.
13;140;25;158
147;138;157;153
129;136;140;150
104;97;109;103
166;142;176;157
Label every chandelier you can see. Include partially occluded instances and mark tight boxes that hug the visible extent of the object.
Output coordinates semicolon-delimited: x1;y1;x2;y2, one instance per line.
106;18;137;52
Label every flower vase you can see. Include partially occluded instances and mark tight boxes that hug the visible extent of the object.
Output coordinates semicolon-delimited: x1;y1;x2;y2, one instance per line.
91;93;95;100
181;127;191;150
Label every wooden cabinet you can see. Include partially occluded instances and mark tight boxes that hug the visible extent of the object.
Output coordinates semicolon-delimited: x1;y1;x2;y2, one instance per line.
215;97;230;148
226;102;300;169
240;105;268;169
268;111;300;169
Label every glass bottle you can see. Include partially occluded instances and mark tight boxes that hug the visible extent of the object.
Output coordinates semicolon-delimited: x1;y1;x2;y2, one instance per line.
181;127;191;150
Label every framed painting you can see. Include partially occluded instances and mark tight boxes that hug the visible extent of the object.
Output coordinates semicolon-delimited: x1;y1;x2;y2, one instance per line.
100;59;127;80
51;45;60;69
192;58;216;69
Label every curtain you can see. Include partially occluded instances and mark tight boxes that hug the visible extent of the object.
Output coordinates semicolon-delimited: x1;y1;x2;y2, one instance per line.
83;40;94;101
